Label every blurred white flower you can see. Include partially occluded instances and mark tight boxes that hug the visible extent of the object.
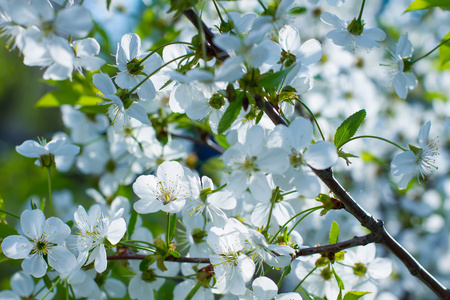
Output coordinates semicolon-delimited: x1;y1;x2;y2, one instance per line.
391;121;438;189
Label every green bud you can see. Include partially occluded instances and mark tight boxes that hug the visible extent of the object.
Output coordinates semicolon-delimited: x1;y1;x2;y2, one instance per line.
209;94;225;109
39;153;55;168
408;144;422;156
347;18;365;36
141;269;158;282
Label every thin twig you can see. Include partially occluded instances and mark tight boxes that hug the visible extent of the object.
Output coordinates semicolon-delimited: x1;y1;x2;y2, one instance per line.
171;133;225;154
182;8;450;300
107;254;211;264
295;233;376;257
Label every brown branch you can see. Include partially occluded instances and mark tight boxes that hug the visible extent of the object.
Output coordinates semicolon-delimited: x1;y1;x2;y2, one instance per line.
107;254;211;264
295;233;376;258
182;9;450;300
171;133;225;154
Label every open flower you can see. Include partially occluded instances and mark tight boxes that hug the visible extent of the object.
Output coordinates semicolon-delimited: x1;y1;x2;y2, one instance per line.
133;161;190;214
16;136;80;169
391;121;438;189
384;33;417;99
73;204;127;273
1;209;76;278
240;276;301;300
320;12;385;51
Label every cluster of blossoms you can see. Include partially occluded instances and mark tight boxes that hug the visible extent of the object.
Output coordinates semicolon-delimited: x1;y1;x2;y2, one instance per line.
1;0;449;299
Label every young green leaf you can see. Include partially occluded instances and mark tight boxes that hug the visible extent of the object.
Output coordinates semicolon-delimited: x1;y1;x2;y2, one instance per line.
439;32;450;66
405;0;450;11
0;223;19;238
168;213;178;243
343;291;371;300
217;94;243;134
334;109;366;149
333;267;345;290
329;220;339;245
127;210;139;239
258;65;294;88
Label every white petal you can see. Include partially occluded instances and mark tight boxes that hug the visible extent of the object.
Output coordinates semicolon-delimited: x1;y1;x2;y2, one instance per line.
252;276;278;299
55;6;93;37
16;140;45;158
11;272;34;297
279;25;301;53
1;235;33;259
94;244;107;273
44;217;71;244
297;39;322;65
22;253;47;278
93;73;116;95
121;33;141;60
320;12;347;29
47;246;76;274
106;218;127;245
304;141;338;170
21;209;45;241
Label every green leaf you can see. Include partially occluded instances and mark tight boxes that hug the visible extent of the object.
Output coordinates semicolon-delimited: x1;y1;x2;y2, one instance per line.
439;32;450;66
156;280;176;300
217;94;243;134
169;250;180;258
338;150;359;166
329;221;339;244
139;254;156;272
168;213;177;243
35;80;102;108
334;109;366;149
128;210;139;239
343;291;371;300
0;196;5;220
258;65;294;88
333;267;345;290
106;0;112;10
405;0;450;11
295;285;315;300
0;222;18;238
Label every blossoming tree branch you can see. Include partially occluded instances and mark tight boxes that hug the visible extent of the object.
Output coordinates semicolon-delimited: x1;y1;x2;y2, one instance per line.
0;0;449;299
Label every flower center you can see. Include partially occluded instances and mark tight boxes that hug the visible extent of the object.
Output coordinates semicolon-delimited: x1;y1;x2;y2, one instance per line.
353;262;368;276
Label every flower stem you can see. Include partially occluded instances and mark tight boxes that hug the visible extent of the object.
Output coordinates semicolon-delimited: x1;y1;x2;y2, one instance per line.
293;266;317;292
287;206;321;235
0;209;20;219
264;187;279;234
184;281;203;300
166;212;171;249
47;167;54;216
357;0;366;21
257;0;267;12
295;98;326;140
410;37;450;65
40;277;60;300
138;41;192;68
212;0;225;24
128;53;194;95
269;206;322;244
340;135;407;151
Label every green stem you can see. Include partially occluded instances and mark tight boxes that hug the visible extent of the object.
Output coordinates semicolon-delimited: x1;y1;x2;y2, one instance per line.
340;135;407;151
288;207;322;235
212;0;225;23
128;53;194;95
257;0;267;12
0;209;20;219
277;266;290;288
69;284;77;300
47;167;53;216
269;206;322;244
295;98;326;141
293;266;317;292
40;278;60;300
118;242;157;253
156;274;197;279
184;281;203;300
139;41;192;67
410;37;450;65
357;0;366;21
264;187;279;233
193;7;208;64
166;213;171;249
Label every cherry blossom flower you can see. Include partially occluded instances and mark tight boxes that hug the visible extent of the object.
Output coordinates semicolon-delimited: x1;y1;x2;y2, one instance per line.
73;204;127;273
16;136;80;169
207;220;255;295
239;276;301;300
93;72;151;125
384;33;417;99
133;161;191;214
1;209;76;278
0;271;56;300
391;121;438;189
115;33;162;101
320;11;385;51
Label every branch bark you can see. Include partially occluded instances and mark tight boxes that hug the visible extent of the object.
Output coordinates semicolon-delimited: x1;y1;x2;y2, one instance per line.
182;8;450;299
